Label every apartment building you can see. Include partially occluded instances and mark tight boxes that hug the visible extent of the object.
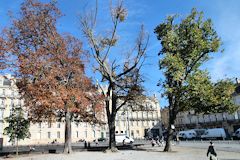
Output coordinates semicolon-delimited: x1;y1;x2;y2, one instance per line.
160;107;169;129
115;95;162;139
0;75;162;146
0;75;106;146
174;85;240;134
0;74;24;145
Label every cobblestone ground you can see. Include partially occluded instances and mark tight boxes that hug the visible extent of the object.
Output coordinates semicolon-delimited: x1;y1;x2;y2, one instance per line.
2;145;240;160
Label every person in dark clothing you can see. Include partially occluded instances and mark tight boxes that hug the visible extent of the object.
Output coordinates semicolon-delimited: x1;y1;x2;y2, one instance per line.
151;138;156;147
207;142;217;160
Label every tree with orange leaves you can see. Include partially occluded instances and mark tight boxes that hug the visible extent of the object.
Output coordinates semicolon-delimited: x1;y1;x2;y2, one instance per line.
5;0;103;153
0;36;7;70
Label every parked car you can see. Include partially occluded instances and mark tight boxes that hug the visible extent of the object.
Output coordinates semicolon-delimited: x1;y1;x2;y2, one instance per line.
115;134;134;144
193;129;206;139
201;128;226;140
232;128;240;140
77;139;85;142
97;137;107;142
177;130;197;140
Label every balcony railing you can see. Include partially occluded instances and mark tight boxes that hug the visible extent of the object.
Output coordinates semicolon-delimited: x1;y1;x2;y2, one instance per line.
129;117;160;121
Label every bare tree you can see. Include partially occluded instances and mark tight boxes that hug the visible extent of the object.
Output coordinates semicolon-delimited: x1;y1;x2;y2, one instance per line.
80;0;148;151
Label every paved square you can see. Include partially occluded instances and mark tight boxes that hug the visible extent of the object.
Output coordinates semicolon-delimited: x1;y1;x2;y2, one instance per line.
4;145;240;160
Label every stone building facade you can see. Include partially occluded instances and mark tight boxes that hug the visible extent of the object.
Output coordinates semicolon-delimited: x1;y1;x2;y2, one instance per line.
0;75;106;146
174;89;240;135
175;110;240;133
160;107;169;129
115;95;162;139
0;75;162;146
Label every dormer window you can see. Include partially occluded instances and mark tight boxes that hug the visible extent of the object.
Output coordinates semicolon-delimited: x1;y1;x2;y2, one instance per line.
3;79;11;86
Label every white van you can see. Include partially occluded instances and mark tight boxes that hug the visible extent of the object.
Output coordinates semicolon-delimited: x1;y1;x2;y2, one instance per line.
115;134;134;144
178;130;197;140
193;129;206;139
232;128;240;139
201;128;226;140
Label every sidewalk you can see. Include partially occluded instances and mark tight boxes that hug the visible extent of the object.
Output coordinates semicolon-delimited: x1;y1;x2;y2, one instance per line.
3;145;240;160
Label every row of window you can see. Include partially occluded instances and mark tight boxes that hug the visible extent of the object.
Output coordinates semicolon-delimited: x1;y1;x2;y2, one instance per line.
46;130;95;139
47;131;61;139
0;98;22;106
39;122;91;129
116;120;157;127
0;78;12;86
176;112;240;124
117;111;159;120
115;130;126;134
115;130;140;137
0;89;18;97
121;102;157;110
131;130;140;137
44;120;157;128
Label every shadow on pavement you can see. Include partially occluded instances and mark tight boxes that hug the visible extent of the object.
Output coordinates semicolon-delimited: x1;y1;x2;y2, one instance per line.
87;144;136;151
220;159;240;160
132;147;179;153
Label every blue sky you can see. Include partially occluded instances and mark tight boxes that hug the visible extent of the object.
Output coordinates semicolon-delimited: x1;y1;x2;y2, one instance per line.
1;0;240;108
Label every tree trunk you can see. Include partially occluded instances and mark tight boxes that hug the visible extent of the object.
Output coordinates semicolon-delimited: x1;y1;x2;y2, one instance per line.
163;126;174;151
64;106;72;154
108;115;117;152
106;92;118;152
164;106;176;152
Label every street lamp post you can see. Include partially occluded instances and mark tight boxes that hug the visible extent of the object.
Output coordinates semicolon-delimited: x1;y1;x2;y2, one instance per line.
122;109;130;137
127;110;130;137
187;113;192;126
0;106;4;150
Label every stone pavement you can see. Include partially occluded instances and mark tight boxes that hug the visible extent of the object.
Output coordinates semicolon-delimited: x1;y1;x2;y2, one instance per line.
2;145;240;160
178;140;240;153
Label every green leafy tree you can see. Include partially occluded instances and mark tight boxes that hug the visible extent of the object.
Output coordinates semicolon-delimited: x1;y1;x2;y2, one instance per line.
4;107;30;155
154;9;238;152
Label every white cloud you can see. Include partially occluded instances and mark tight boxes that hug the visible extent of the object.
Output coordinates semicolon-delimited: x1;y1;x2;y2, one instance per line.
206;2;240;81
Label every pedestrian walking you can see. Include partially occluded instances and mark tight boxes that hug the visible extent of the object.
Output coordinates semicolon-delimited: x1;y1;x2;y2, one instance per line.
151;138;156;147
155;136;160;147
176;134;180;145
95;138;99;145
159;136;164;147
207;141;218;160
29;146;35;151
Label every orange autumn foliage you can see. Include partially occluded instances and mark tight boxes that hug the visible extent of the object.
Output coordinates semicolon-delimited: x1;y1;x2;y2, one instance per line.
5;0;103;122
